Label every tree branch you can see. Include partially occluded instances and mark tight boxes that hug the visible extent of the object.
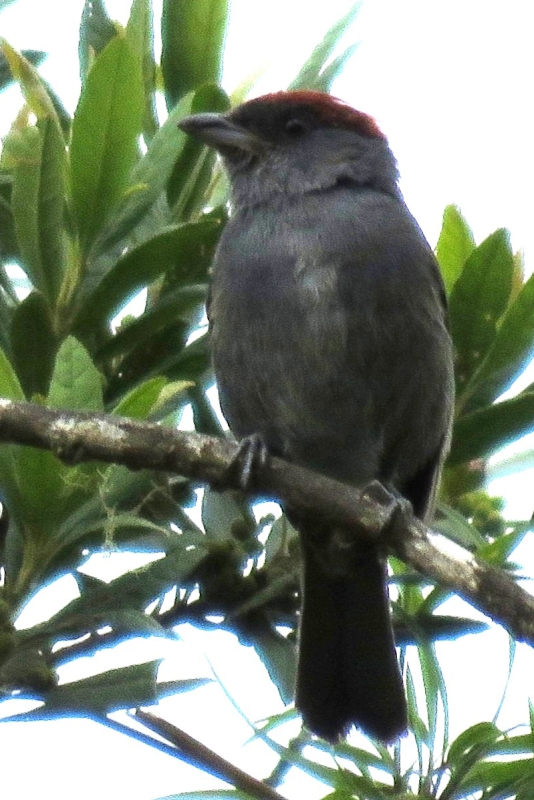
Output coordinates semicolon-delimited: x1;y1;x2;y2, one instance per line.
0;399;533;647
133;709;287;800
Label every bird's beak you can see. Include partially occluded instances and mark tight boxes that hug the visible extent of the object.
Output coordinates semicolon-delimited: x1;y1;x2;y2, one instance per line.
178;112;266;155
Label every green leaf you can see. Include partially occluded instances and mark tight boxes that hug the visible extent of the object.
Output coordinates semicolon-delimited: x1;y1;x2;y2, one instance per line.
96;285;207;363
53;510;174;565
418;642;448;753
8;125;43;285
450;392;534;465
75;219;220;335
104;320;192;404
0;350;25;516
98;91;195;250
460;757;534;796
190;384;225;436
161;0;229;106
10;291;56;397
450;229;514;400
478;525;529;566
0;40;60;125
149;380;195;420
126;0;158;141
166;329;211;383
289;3;362;90
436;204;476;294
8;118;67;303
70;34;144;252
167;84;230;216
112;376;168;418
395;614;488;645
23;661;162;716
249;627;296;707
0;345;25;400
447;721;501;766
32;118;67;303
461;270;534;411
433;502;487;550
13;446;67;533
110;375;192;421
406;665;430;750
0;287;14;355
78;0;117;82
50;536;207;621
0;48;46;93
0;191;18;260
309;43;360;94
48;336;104;411
126;0;152;70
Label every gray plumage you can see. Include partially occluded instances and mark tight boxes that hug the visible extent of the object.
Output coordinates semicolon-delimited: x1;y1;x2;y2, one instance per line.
179;91;455;742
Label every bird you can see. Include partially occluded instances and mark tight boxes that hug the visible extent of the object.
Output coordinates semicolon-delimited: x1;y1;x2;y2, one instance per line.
178;91;455;743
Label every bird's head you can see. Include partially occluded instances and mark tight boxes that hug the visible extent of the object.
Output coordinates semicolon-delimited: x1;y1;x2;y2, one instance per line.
178;91;400;208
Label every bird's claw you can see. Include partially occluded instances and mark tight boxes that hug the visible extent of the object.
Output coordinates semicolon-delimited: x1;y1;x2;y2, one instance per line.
229;433;269;491
358;480;413;540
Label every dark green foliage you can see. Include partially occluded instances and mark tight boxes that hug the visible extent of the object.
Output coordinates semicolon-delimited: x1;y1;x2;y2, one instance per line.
0;2;533;798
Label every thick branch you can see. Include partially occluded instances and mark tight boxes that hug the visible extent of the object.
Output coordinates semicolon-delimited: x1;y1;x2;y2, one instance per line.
0;399;533;646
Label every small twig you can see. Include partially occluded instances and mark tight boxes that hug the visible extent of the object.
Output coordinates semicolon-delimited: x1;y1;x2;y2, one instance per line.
134;709;287;800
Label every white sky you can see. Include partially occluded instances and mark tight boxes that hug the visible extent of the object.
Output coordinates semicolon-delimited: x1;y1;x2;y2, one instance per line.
1;1;534;798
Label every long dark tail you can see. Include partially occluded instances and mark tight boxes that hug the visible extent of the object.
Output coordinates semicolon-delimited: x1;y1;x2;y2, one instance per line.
296;538;407;742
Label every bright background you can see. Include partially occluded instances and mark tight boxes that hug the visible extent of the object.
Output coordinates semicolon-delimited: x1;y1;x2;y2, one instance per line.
1;1;534;798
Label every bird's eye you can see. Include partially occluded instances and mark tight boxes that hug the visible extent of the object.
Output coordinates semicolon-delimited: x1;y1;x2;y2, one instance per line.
284;118;307;137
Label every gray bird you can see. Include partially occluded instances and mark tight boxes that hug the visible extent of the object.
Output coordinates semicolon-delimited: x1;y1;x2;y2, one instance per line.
179;91;454;743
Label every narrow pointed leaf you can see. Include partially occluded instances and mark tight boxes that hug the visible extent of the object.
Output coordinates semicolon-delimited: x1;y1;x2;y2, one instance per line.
0;40;59;125
71;34;144;252
0;346;24;401
310;43;360;93
289;2;362;90
449;229;514;400
96;285;207;363
447;721;501;766
127;0;158;140
78;0;117;82
0;287;14;354
0;349;24;518
34;117;67;301
450;392;534;465
461;270;534;410
19;661;162;717
14;446;67;533
11;291;56;397
48;536;206;622
0;48;46;93
249;627;296;707
436;204;476;294
167;84;230;214
0;191;17;260
112;376;168;418
75;219;220;335
8;120;67;302
8;125;45;289
161;0;229;106
98;91;195;250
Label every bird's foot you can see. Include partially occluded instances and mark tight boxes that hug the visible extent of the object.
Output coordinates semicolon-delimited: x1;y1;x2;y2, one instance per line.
359;480;412;536
227;433;269;491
